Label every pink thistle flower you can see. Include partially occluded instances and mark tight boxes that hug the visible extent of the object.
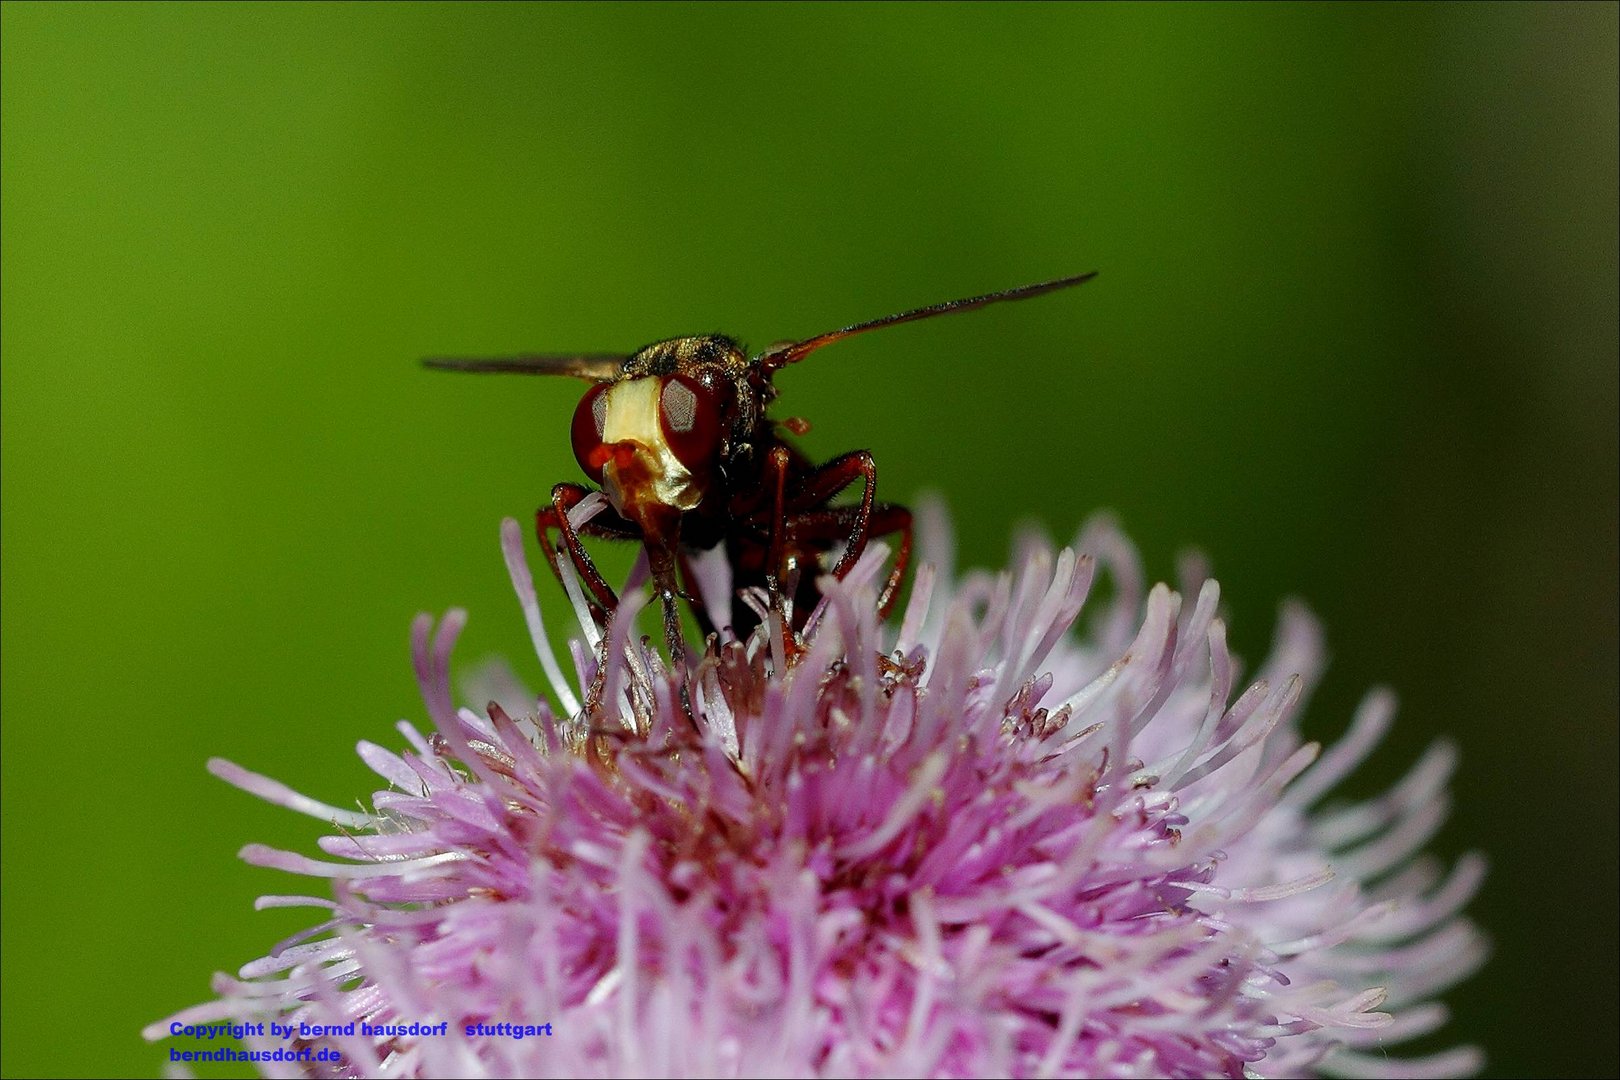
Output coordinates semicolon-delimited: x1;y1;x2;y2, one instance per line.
147;501;1485;1078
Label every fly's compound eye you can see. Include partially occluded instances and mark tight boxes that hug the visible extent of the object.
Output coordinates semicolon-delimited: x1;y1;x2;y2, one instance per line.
659;374;726;472
571;383;612;483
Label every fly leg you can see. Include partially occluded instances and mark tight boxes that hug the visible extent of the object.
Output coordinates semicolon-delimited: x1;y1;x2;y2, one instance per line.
637;511;702;733
677;550;722;641
784;502;913;619
782;450;879;580
761;445;808;657
534;482;639;627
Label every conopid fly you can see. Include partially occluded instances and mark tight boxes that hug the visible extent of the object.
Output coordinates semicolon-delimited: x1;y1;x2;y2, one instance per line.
426;272;1095;679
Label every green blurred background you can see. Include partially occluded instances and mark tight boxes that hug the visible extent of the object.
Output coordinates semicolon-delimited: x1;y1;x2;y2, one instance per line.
4;3;1615;1077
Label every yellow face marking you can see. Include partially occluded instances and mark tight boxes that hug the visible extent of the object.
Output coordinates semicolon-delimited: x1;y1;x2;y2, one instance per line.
598;378;703;515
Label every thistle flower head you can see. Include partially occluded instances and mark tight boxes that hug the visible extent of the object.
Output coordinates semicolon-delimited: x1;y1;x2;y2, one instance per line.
148;501;1484;1078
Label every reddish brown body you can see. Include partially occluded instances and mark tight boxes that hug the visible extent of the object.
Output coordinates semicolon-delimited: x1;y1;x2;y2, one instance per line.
425;271;1095;688
533;333;912;661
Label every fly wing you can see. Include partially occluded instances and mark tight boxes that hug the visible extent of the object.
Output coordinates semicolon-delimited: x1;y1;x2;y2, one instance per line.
421;353;626;381
758;271;1097;373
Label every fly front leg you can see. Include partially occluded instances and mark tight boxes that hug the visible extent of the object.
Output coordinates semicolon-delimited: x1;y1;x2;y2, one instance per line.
677;550;728;642
755;443;822;664
635;510;703;732
784;450;879;580
763;444;795;625
535;482;637;624
867;503;913;618
785;502;913;619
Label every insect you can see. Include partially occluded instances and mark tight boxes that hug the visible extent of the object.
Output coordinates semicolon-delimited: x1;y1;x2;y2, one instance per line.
425;271;1096;683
